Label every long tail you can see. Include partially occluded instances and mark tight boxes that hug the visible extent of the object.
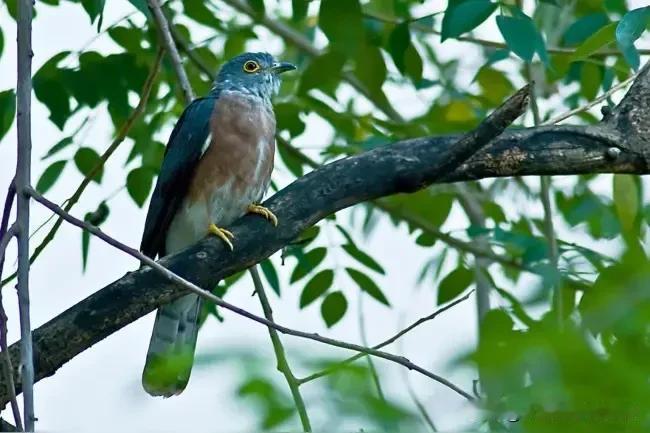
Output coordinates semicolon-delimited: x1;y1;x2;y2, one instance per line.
142;294;202;397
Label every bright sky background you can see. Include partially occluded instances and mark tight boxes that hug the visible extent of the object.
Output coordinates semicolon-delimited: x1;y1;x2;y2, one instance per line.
0;0;648;431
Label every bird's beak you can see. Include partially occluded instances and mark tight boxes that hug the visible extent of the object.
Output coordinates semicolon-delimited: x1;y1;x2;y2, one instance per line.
271;62;297;74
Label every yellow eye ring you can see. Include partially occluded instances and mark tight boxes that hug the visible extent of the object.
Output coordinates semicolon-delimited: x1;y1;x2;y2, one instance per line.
243;60;260;73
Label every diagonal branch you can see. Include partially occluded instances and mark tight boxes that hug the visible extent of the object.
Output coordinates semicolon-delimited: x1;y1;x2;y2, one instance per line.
147;0;194;104
297;290;474;384
0;84;533;408
2;62;650;410
27;187;476;401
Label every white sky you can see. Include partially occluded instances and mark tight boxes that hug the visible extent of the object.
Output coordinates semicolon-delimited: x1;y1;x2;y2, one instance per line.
0;0;648;431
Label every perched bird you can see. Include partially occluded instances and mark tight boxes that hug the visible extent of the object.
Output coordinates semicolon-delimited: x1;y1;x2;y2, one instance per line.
139;52;295;397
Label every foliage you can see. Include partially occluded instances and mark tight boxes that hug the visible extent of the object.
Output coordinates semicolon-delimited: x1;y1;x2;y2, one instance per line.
3;0;650;431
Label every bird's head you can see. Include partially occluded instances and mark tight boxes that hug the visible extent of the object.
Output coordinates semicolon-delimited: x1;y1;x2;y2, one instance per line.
212;52;296;100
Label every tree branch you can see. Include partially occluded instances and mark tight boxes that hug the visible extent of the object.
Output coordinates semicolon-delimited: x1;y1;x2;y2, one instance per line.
0;84;532;408
25;188;477;402
249;266;311;432
147;0;194;104
1;63;650;410
297;290;474;384
16;0;34;428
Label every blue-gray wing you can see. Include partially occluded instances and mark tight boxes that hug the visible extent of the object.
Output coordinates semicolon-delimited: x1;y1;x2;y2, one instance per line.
140;97;217;258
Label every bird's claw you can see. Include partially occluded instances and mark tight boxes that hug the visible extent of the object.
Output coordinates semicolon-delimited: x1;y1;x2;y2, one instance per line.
247;204;278;227
208;223;234;250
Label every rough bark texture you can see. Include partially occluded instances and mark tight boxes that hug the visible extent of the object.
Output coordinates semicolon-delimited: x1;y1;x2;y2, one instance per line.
0;65;649;407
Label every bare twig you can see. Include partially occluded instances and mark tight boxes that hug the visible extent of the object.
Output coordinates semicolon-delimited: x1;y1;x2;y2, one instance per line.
249;266;312;432
16;0;34;428
26;186;476;402
542;73;638;126
297;290;474;384
1;48;164;289
0;224;22;431
147;0;194;104
0;180;16;280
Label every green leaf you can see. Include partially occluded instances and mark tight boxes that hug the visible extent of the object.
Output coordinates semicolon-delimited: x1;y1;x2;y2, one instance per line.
613;174;640;234
0;89;15;142
247;0;265;16
579;62;603;100
260;259;281;295
82;201;109;271
321;291;348;327
300;270;334;308
291;0;308;21
127;0;150;16
388;22;410;73
342;244;385;274
616;7;650;70
562;13;609;46
354;44;387;97
290;247;327;283
477;67;514;106
42;137;73;159
496;13;548;64
441;0;497;41
298;51;346;96
74;147;103;184
81;0;106;29
346;267;389;306
0;28;4;58
81;228;90;271
36;160;67;194
33;52;72;129
437;267;473;305
319;0;363;57
571;22;617;61
126;167;154;207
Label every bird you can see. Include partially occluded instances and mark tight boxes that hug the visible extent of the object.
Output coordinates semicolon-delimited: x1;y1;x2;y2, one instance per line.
138;52;296;397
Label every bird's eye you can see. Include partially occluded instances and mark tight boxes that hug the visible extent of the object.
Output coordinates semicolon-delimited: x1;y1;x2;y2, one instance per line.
243;60;260;73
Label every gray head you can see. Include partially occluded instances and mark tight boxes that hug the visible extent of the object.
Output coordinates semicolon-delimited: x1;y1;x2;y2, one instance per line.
211;52;296;101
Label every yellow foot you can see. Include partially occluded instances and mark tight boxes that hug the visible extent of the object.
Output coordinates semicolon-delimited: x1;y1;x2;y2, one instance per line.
247;204;278;227
208;223;234;250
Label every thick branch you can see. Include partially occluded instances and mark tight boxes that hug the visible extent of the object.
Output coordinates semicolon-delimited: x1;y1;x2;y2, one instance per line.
1;65;650;409
0;85;531;407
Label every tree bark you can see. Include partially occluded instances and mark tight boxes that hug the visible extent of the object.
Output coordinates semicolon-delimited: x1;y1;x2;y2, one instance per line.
0;63;649;408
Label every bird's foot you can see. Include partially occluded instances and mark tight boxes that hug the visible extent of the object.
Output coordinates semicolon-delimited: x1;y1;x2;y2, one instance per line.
247;204;278;227
208;223;235;250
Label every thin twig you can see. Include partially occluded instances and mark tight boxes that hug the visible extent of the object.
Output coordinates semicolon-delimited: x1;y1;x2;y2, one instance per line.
542;73;638;126
1;48;164;289
26;186;476;402
147;0;194;104
0;180;16;280
0;224;22;431
358;293;385;401
16;0;34;428
249;266;312;432
297;290;474;384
